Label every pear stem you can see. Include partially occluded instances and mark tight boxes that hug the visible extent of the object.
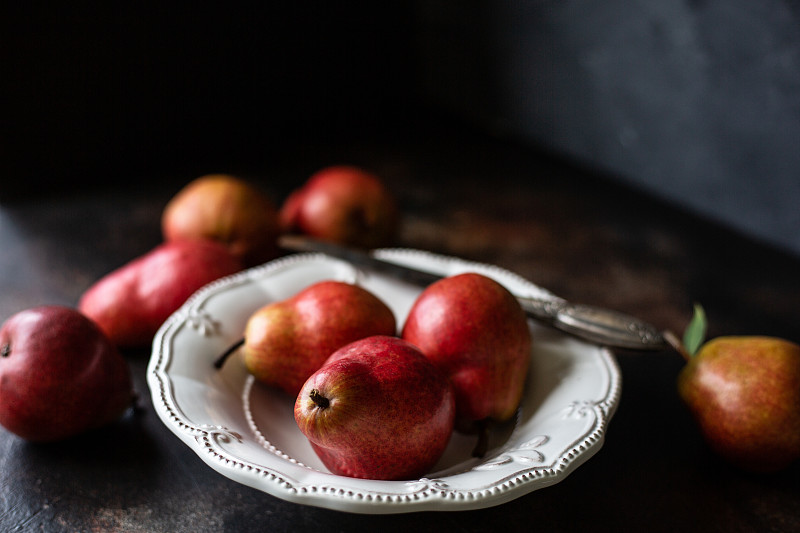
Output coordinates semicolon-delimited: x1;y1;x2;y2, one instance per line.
213;337;245;369
1;343;10;358
663;329;691;362
309;388;330;409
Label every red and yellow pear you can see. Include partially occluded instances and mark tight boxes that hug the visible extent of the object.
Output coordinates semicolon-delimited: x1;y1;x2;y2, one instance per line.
675;305;800;472
162;174;281;267
238;280;396;396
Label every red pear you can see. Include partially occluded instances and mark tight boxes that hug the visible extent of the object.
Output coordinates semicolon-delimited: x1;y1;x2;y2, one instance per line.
79;239;243;348
401;273;532;432
294;335;455;480
678;335;800;472
279;165;398;248
162;174;281;267
241;281;396;396
0;306;134;442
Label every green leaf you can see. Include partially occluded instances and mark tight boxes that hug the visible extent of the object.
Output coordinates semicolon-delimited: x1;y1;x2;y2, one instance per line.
682;303;707;356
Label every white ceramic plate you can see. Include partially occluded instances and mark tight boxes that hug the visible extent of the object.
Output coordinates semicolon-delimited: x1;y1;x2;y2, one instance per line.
147;249;621;514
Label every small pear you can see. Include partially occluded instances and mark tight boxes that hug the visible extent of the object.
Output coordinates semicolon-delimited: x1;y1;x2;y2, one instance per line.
237;281;396;396
280;165;399;249
162;174;281;267
675;305;800;472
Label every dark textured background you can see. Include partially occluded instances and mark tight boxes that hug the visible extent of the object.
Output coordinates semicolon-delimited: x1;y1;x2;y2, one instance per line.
4;2;800;256
416;0;800;256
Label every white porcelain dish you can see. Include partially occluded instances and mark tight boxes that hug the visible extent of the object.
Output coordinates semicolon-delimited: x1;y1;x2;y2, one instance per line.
147;249;621;514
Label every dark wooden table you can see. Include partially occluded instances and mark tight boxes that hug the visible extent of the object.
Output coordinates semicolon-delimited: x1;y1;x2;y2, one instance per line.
1;118;798;532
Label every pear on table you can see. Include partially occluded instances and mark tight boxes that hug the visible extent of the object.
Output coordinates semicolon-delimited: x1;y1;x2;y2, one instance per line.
162;174;281;267
79;239;243;348
675;304;800;472
280;165;399;249
0;306;134;442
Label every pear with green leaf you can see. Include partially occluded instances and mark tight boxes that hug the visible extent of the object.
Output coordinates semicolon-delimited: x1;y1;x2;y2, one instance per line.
675;305;800;472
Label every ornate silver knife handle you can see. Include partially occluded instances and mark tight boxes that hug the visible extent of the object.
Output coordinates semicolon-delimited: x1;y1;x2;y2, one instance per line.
518;296;666;350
